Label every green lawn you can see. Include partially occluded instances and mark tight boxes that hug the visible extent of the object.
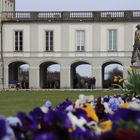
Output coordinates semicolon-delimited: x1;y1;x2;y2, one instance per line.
0;90;121;116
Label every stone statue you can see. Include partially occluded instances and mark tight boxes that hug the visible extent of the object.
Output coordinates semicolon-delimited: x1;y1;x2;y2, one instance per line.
131;25;140;65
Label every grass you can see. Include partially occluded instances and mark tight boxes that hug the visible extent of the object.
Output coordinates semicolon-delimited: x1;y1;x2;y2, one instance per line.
0;90;121;116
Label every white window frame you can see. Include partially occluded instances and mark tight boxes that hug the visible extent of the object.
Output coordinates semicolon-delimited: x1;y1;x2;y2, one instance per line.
76;30;85;51
108;29;117;51
14;30;23;51
45;31;53;51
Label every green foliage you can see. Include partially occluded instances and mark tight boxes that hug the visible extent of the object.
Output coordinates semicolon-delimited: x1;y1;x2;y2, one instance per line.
113;68;140;99
124;68;140;98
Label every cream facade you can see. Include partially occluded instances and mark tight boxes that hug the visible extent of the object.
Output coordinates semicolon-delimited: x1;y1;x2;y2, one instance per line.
0;0;15;12
0;1;139;89
0;0;15;89
2;21;136;89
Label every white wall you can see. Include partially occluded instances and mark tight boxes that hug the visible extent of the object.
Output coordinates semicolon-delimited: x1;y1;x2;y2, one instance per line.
2;21;137;89
69;23;93;51
0;0;15;11
3;22;136;55
100;23;125;51
38;24;61;52
3;24;30;52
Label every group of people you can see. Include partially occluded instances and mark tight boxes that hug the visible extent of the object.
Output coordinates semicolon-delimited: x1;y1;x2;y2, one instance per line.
74;77;96;89
15;77;96;89
16;80;29;89
46;80;60;89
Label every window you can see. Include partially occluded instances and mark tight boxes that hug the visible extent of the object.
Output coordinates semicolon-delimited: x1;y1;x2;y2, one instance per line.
15;31;23;51
46;31;53;51
76;30;85;51
108;30;117;51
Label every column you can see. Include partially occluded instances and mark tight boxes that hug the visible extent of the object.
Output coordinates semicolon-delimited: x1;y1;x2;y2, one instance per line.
92;66;102;88
0;63;2;89
29;66;39;89
60;66;71;88
4;66;9;89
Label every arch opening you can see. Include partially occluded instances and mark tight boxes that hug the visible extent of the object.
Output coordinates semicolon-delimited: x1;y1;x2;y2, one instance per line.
39;62;60;89
71;62;92;89
9;62;29;89
102;62;123;88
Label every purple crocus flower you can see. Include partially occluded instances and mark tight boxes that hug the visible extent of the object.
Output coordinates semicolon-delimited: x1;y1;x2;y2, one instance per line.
17;108;44;132
0;116;7;139
108;108;140;124
43;110;72;129
42;110;72;140
74;108;91;122
0;116;16;140
103;96;110;102
34;132;58;140
70;126;95;140
56;98;73;112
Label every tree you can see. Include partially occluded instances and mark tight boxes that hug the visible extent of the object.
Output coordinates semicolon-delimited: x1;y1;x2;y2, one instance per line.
107;67;123;88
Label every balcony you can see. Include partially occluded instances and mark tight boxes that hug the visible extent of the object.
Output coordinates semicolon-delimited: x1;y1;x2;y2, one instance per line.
1;10;140;22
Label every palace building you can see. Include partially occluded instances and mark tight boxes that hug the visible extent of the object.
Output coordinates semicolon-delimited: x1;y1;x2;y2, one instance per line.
0;0;139;89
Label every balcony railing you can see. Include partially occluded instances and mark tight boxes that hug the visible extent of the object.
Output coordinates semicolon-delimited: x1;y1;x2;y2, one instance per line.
1;10;140;22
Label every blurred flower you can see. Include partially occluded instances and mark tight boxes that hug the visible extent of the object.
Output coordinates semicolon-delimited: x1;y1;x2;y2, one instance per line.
0;116;7;139
118;78;124;83
0;116;15;140
75;94;94;108
120;102;129;108
128;102;140;110
113;76;118;82
103;97;122;114
67;112;87;131
34;132;58;140
40;100;52;113
56;98;73;112
1;94;140;140
6;116;22;127
127;67;133;74
82;103;99;122
109;98;122;111
99;120;112;133
65;105;74;112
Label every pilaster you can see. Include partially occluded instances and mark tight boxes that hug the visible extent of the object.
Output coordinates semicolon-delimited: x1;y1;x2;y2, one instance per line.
60;66;71;88
92;66;102;88
29;66;40;89
4;66;9;89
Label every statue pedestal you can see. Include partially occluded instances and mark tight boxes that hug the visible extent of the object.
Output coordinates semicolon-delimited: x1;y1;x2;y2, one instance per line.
131;61;140;73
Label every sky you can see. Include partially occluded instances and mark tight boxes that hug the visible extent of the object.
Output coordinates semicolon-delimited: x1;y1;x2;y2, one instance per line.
16;0;136;77
16;0;140;11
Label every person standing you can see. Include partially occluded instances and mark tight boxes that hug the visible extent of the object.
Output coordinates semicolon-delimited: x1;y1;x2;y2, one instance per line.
90;77;96;89
92;77;96;89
